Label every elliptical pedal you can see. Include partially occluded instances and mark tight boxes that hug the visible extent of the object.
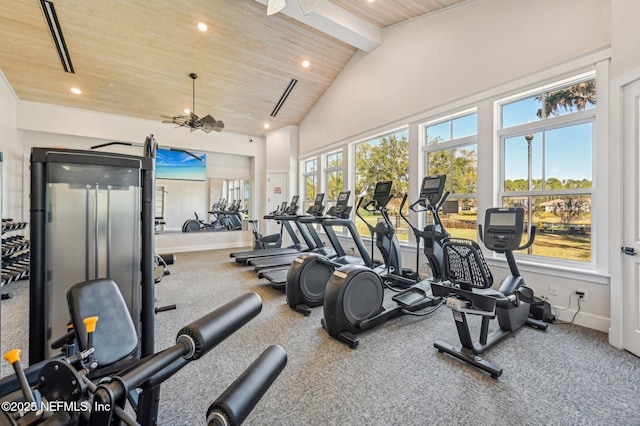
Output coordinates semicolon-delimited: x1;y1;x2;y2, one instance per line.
391;281;440;309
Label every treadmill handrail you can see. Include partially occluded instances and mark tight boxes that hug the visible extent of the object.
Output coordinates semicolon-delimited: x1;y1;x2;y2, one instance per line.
321;218;372;267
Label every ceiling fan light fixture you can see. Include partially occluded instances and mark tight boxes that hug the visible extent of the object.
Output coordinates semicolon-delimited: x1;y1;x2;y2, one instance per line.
162;73;225;133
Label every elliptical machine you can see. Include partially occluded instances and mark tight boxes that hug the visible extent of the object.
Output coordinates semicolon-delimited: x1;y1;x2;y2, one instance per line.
431;207;548;378
285;191;360;315
393;175;450;284
321;181;445;348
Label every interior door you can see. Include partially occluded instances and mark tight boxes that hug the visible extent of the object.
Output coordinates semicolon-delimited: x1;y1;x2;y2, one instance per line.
266;172;288;236
622;78;640;357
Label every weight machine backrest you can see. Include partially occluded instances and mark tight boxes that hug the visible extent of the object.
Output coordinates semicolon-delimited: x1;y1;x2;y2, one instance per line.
67;279;139;375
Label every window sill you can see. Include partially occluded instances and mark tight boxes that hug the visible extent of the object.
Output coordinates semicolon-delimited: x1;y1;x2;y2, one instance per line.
484;256;609;285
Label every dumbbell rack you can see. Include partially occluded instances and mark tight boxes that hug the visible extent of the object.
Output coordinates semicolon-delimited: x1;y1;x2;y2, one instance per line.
2;218;30;299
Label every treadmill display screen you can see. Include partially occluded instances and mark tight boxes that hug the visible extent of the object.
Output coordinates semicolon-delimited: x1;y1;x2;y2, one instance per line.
314;193;324;204
338;192;349;202
290;195;299;207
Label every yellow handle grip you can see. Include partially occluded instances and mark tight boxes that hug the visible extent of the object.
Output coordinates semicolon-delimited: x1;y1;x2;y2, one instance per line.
84;316;99;334
4;349;21;365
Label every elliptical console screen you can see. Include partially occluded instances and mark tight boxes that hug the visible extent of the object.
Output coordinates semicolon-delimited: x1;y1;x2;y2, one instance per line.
420;175;445;200
374;181;392;197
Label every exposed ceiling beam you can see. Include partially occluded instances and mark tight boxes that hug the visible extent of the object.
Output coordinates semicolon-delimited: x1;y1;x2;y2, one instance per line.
254;0;381;52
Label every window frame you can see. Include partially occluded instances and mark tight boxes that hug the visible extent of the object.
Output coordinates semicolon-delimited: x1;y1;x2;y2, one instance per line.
496;73;596;265
322;149;344;206
421;110;479;239
301;157;318;211
352;127;410;243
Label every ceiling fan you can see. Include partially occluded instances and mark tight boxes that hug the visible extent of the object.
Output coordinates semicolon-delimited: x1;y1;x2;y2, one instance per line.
162;73;224;133
266;0;319;15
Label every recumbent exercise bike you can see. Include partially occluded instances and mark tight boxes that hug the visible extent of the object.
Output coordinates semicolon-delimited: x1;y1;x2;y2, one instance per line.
431;207;548;378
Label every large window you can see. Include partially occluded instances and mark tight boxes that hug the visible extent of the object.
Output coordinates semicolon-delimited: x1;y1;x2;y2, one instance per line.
498;76;595;262
353;128;409;242
423;112;478;241
324;150;343;206
302;158;317;211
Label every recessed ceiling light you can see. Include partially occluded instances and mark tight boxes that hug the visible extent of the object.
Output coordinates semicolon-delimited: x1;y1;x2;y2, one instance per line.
302;60;310;68
264;123;270;129
107;82;114;87
184;108;191;114
197;22;208;32
70;87;82;95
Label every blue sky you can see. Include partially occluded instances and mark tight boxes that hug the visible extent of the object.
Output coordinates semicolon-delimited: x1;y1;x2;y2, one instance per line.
502;96;593;183
426;100;593;183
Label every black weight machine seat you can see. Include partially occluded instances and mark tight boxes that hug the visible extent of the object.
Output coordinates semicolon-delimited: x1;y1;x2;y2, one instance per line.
66;278;140;378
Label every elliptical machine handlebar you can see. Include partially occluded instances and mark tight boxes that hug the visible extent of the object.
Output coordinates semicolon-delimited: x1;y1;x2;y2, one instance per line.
403;190;450;214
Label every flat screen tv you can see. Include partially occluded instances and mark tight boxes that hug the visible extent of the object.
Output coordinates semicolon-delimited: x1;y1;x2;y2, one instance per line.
156;148;206;181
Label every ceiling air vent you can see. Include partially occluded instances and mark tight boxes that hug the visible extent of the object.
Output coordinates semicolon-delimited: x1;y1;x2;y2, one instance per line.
40;0;74;73
270;79;297;117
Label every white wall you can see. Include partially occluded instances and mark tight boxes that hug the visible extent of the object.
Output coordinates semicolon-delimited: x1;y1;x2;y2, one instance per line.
264;125;299;195
16;101;266;232
299;0;611;154
610;0;640;79
0;72;25;220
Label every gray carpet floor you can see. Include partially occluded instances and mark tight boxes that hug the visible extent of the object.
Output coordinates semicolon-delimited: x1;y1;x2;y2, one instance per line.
2;248;640;425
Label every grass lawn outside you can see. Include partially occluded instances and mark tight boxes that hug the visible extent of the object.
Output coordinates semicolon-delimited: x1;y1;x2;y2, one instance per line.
352;212;591;262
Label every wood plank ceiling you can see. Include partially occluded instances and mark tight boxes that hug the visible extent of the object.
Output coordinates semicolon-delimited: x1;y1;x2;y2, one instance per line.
0;0;467;137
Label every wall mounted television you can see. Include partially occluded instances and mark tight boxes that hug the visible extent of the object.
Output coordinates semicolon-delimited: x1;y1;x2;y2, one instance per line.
156;148;206;181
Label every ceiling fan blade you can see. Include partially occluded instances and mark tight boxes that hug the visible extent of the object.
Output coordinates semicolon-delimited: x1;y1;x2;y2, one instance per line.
267;0;286;15
199;114;217;125
298;0;319;14
190;111;200;122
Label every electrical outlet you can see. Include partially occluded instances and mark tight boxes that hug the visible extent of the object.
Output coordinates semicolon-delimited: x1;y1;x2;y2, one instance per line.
549;283;559;296
576;289;587;301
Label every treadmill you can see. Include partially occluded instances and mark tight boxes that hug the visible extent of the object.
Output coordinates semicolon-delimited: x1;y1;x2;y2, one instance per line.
231;196;308;263
247;193;333;270
259;191;351;289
